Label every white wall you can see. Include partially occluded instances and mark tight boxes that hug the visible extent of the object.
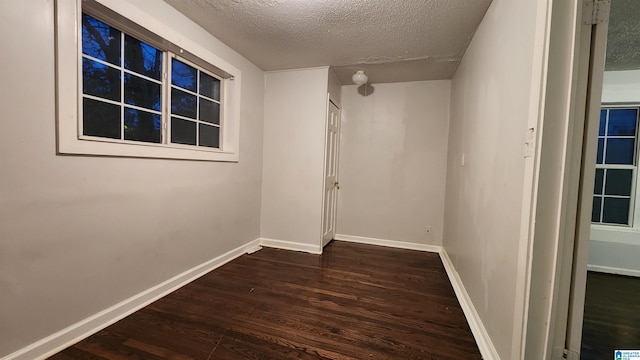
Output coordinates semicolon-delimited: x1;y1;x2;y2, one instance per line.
601;70;640;103
588;234;640;276
589;70;640;277
0;0;264;357
336;81;450;246
261;68;329;252
443;0;547;358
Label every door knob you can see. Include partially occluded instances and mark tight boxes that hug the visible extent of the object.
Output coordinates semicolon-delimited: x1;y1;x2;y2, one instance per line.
334;181;340;189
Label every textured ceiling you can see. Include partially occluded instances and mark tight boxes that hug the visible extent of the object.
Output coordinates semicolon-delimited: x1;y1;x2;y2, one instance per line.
162;0;492;84
606;0;640;71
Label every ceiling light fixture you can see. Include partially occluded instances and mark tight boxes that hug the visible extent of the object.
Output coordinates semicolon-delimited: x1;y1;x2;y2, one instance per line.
352;70;368;85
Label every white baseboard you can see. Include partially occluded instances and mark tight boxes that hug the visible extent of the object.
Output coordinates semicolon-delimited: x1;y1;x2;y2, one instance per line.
439;250;500;360
587;264;640;277
2;239;261;360
258;238;322;254
334;234;441;253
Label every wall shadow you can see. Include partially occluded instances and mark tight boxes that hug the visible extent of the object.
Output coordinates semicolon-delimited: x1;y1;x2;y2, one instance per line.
357;84;375;96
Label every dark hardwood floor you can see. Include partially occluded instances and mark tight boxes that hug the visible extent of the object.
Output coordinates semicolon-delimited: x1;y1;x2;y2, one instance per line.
49;241;481;360
581;271;640;360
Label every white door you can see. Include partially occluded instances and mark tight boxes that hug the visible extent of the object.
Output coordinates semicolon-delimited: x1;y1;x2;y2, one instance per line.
322;100;341;247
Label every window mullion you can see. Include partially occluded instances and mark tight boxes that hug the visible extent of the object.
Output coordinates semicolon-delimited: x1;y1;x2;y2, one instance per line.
601;168;607;223
120;31;125;141
630;166;638;226
163;51;171;145
602;109;609;163
634;109;640;228
196;69;200;147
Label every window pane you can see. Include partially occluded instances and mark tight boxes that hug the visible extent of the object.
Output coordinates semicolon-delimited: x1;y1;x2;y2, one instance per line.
605;138;635;164
594;168;604;195
604;169;633;196
607;108;637;136
171;59;196;92
125;74;161;111
124;108;161;143
171;88;197;119
599;109;606;136
171;117;196;145
199;124;220;148
592;196;602;222
200;72;220;100
602;197;630;225
597;138;604;164
82;58;120;101
83;98;121;139
82;14;121;65
124;35;162;80
199;98;220;125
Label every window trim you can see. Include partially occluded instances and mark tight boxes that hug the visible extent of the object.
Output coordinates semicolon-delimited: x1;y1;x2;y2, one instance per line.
592;104;640;227
56;0;241;161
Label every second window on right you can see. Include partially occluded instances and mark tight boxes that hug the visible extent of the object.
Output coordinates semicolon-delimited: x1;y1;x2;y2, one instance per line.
592;106;639;226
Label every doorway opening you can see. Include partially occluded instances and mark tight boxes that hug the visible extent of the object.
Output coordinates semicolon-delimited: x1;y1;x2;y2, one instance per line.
580;0;640;357
322;99;341;248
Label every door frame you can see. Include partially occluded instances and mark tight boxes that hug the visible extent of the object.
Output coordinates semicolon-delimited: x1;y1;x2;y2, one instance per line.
524;0;609;358
564;5;609;356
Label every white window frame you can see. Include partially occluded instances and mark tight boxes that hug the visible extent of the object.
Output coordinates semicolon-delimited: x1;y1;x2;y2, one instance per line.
591;104;640;228
56;0;241;161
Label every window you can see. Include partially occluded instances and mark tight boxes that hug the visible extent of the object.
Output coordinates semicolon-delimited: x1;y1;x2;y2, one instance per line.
56;0;241;161
591;107;639;225
81;13;165;144
169;58;221;148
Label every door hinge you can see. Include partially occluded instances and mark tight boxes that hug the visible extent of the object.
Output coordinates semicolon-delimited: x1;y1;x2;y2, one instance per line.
552;347;580;360
563;348;580;360
524;127;536;158
583;0;610;25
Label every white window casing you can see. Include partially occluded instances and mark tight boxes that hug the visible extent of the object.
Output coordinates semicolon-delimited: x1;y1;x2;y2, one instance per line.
56;0;241;161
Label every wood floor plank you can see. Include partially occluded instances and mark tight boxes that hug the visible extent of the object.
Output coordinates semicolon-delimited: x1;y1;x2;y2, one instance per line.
72;331;164;360
49;347;108;360
580;271;640;360
105;312;220;359
48;241;481;359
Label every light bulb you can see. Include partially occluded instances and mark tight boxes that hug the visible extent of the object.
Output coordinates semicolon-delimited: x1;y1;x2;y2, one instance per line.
352;70;368;85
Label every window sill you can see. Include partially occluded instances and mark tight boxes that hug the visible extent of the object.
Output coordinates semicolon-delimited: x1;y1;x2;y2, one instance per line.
590;224;640;246
590;223;632;231
58;136;239;162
